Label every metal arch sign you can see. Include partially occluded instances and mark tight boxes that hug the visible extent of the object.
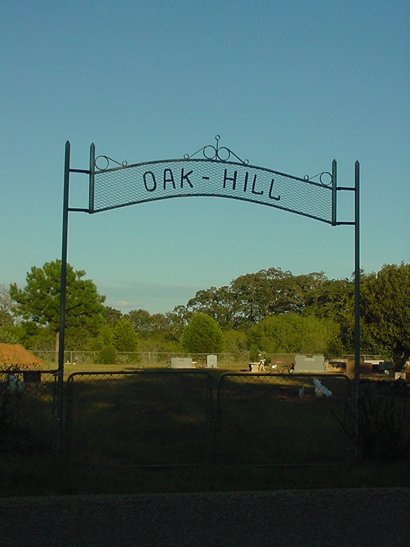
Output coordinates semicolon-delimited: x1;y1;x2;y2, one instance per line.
88;136;337;225
55;136;361;455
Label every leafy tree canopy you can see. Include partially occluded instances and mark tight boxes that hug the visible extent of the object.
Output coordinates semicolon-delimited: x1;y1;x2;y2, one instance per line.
186;268;327;329
223;329;248;355
247;313;342;355
102;306;123;327
304;277;354;352
126;308;183;352
113;318;139;352
9;260;106;355
181;313;224;353
5;261;408;364
361;263;410;368
0;284;19;343
10;260;105;334
0;284;14;327
127;309;171;338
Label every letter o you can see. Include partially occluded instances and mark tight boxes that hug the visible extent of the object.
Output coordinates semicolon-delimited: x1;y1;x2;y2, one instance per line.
143;171;157;192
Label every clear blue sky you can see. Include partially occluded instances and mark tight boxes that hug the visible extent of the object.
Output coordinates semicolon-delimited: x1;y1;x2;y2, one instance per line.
1;0;409;313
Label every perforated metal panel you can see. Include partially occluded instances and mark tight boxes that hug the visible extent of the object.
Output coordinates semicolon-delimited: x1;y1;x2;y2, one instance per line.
91;158;334;223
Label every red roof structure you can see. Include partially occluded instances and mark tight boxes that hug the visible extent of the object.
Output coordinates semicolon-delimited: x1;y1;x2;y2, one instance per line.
0;344;42;368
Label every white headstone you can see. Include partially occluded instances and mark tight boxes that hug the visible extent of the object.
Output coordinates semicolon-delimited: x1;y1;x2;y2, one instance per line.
294;354;325;373
170;357;193;369
206;355;218;368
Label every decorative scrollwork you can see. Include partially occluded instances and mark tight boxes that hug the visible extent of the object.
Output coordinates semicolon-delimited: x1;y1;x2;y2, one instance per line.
304;171;333;186
95;155;128;171
184;135;249;165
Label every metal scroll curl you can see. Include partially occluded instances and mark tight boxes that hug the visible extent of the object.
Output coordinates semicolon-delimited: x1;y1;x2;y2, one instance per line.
95;155;128;171
303;171;333;186
184;135;249;165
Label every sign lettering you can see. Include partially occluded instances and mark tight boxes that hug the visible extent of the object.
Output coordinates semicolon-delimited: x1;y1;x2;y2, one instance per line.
140;166;283;202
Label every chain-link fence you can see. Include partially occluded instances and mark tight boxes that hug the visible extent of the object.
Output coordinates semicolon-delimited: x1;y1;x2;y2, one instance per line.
3;361;407;466
29;350;249;369
64;369;353;467
65;370;214;466
0;368;57;454
28;350;387;374
214;373;352;465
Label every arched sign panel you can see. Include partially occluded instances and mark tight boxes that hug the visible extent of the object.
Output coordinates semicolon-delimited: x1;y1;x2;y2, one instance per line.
55;137;360;455
89;136;337;225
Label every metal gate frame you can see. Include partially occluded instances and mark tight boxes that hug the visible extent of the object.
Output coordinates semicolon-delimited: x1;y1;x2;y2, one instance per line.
64;369;214;464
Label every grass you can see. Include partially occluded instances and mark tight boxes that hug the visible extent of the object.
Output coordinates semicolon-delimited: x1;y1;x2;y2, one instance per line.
1;367;410;496
2;454;410;497
66;371;213;466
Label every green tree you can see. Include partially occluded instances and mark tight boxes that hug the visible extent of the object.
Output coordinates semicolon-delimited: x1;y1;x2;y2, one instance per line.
361;263;410;369
186;286;235;328
305;278;354;352
181;313;223;353
127;309;171;338
91;324;116;364
0;326;19;344
127;309;152;336
102;306;123;327
223;329;248;355
248;313;341;355
229;268;325;326
126;309;183;352
17;321;54;350
185;268;328;329
113;318;139;352
10;260;105;358
0;284;14;327
0;285;19;343
166;305;191;339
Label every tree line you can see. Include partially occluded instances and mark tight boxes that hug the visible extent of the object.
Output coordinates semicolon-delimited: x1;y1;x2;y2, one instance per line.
0;260;409;368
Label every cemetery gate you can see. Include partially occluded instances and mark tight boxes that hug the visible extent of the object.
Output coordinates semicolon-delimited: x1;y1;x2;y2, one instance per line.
56;136;360;454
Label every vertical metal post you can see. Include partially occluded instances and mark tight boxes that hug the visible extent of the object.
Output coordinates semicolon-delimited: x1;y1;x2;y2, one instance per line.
89;143;95;213
331;159;337;226
55;140;70;454
354;161;361;455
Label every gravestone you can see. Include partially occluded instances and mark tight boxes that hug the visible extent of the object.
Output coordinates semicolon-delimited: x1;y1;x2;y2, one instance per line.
170;357;193;369
294;354;325;373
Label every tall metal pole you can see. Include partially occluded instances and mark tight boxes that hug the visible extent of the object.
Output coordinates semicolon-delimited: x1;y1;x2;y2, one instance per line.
354;161;361;455
89;143;95;213
55;140;70;454
331;159;337;226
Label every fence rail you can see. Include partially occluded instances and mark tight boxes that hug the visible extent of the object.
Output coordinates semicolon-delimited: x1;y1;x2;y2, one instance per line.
215;372;352;465
65;370;214;466
62;370;352;466
0;366;362;466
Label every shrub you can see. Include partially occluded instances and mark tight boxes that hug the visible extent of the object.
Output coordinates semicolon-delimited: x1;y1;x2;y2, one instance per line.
181;313;223;353
335;382;410;461
97;345;117;365
113;319;139;352
359;384;410;460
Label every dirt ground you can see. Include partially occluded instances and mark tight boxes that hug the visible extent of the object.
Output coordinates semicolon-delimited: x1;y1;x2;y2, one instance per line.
1;488;410;546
